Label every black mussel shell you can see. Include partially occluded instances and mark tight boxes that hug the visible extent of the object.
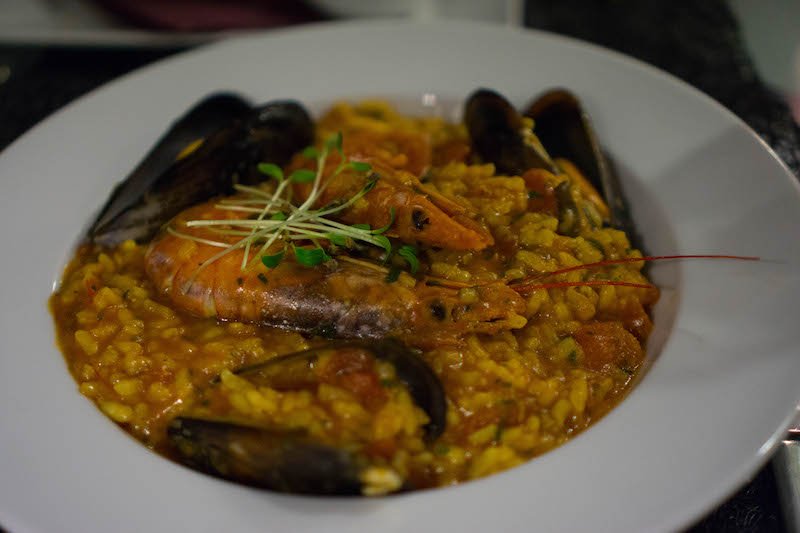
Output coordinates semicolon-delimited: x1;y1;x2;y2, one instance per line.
88;95;313;247
464;88;558;176
235;339;446;441
168;418;363;495
525;89;642;247
168;340;445;495
88;92;252;245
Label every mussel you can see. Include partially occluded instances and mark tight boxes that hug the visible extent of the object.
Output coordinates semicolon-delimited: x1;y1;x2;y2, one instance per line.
88;93;314;247
464;88;640;246
167;340;446;496
524;89;638;241
168;419;366;495
464;88;558;176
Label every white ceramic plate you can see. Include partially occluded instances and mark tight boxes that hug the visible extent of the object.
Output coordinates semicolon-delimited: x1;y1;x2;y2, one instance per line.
1;20;799;533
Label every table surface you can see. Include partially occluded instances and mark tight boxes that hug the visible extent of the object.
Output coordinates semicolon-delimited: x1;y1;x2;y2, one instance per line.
1;2;798;532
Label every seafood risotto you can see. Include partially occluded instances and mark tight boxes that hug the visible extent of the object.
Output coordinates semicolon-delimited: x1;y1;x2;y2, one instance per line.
50;90;658;495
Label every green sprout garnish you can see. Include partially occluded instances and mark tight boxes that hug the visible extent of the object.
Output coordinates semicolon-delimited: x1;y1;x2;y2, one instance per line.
173;132;398;273
351;161;372;173
398;245;420;274
257;163;283;181
261;249;285;269
385;266;401;283
293;244;331;267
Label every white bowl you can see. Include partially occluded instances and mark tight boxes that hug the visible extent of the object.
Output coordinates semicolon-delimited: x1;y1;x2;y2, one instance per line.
1;20;799;533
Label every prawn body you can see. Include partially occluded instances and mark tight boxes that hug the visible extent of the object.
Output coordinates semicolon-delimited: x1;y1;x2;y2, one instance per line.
145;202;525;348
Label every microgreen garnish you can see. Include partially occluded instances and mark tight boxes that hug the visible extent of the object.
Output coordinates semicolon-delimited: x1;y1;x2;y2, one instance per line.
288;169;316;183
302;146;319;159
327;131;343;153
261;249;286;269
385;266;401;283
257;163;283;181
178;132;393;273
293;245;330;267
372;207;394;235
326;233;350;247
372;235;392;256
350;161;372;173
398;245;420;274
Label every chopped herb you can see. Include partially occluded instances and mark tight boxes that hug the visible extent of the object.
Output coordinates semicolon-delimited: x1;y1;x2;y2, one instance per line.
257;273;268;285
494;420;506;442
398;244;420;274
527;190;541;199
509;211;526;224
582;205;600;228
586;237;605;254
433;443;450;456
567;350;578;364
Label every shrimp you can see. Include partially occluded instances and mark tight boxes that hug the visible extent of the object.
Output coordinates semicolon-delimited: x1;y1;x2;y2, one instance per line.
145;201;526;348
286;120;494;251
295;159;494;251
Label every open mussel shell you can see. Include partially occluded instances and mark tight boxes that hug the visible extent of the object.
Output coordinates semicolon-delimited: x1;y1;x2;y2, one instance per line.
524;89;608;196
464;88;559;176
168;418;364;495
168;339;446;495
88;94;313;247
88;92;251;245
465;87;643;249
524;88;638;240
235;339;446;440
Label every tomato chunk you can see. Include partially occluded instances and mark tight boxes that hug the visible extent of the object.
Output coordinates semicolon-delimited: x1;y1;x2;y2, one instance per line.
574;322;644;372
